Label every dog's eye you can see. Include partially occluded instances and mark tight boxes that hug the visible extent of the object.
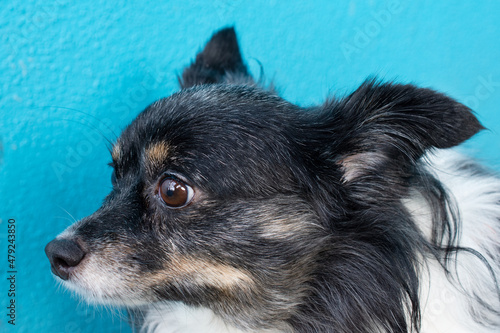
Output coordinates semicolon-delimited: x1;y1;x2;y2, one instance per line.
158;177;194;208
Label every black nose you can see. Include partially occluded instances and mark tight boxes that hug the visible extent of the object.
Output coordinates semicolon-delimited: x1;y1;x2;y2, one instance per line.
45;238;86;280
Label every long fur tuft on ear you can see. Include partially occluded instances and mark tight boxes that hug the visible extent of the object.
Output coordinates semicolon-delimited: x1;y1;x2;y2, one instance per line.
319;79;483;186
179;27;253;88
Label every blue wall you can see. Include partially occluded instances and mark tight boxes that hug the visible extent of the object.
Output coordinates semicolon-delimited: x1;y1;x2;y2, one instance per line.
1;1;499;332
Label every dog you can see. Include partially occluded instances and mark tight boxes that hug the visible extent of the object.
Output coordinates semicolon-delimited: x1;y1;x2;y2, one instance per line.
45;27;500;333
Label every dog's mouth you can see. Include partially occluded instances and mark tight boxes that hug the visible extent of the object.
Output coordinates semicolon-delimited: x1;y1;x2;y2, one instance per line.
55;256;154;307
45;237;154;307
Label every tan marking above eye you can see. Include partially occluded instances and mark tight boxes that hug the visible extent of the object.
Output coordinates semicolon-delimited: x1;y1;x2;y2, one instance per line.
145;141;171;167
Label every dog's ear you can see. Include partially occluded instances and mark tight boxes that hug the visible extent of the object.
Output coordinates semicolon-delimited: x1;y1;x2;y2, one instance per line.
179;27;252;88
322;80;483;187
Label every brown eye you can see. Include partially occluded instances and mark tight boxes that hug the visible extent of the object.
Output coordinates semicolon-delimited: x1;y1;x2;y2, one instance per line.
158;177;194;208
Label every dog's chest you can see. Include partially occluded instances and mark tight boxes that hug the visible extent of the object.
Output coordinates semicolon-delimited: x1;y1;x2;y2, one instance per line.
140;302;282;333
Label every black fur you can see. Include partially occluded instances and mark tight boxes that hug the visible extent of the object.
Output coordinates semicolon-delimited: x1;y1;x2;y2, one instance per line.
45;27;499;333
180;27;252;88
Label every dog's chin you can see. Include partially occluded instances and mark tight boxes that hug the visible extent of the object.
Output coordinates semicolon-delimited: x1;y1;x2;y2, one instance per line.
58;277;154;307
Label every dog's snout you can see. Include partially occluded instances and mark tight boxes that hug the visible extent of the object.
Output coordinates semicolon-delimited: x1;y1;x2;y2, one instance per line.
45;239;86;280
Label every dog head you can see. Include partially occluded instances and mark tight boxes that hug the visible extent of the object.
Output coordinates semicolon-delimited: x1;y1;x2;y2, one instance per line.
45;27;482;331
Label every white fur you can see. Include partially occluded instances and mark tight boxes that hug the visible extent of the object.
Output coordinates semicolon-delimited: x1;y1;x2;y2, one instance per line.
139;302;289;333
407;149;500;333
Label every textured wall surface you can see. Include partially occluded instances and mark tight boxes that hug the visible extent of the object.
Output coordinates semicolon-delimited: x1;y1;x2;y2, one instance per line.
1;1;499;332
